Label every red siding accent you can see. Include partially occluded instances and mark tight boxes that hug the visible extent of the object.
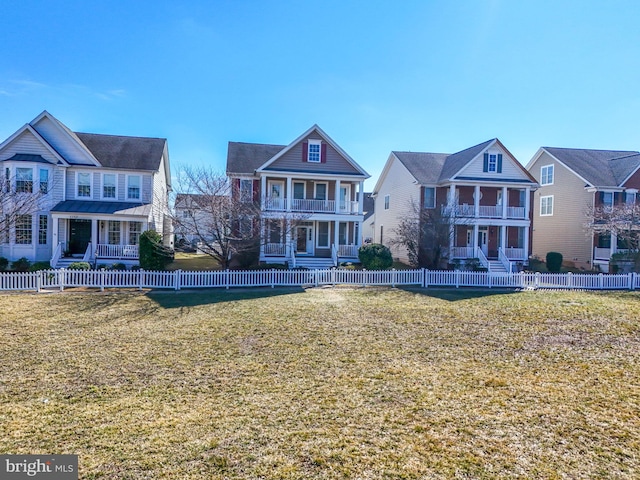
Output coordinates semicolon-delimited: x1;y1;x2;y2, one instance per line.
321;143;327;163
302;142;308;162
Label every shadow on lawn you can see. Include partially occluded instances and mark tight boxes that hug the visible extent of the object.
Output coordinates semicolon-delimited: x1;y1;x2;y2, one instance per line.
146;286;307;308
401;286;521;302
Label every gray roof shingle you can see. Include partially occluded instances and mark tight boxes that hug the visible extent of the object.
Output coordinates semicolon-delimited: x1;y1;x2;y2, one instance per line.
392;151;449;184
75;132;166;171
51;200;151;216
438;139;496;181
226;142;286;175
543;147;640;187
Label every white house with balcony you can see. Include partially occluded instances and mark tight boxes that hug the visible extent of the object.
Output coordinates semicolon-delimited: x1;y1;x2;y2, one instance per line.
226;125;370;269
372;139;538;271
0;111;172;268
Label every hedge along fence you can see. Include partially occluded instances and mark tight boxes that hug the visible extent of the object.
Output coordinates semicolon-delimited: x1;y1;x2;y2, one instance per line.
1;269;640;293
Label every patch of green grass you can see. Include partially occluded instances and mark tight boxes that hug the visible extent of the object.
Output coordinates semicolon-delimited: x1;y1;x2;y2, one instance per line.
167;252;221;271
1;288;639;478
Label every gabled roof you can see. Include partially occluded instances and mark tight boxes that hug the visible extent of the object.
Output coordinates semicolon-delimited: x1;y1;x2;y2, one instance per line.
226;142;286;175
540;147;640;187
75;133;167;171
226;125;369;178
439;139;496;181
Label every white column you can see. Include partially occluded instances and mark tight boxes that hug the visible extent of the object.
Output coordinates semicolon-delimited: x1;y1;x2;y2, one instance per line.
52;216;59;247
500;225;506;252
611;232;617;257
335;179;341;213
449;184;456;206
358;181;364;214
286;177;292;211
334;220;340;251
259;218;265;259
524;187;531;219
260;176;267;210
473;224;479;257
474;185;480;218
523;226;530;261
91;219;98;256
502;187;508;218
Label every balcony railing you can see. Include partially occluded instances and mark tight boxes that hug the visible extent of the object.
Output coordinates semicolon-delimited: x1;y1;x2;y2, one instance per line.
264;198;361;214
442;204;526;219
506;206;526;219
96;244;139;259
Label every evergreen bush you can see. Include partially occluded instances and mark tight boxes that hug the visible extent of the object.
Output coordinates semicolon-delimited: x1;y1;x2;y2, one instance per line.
358;243;393;270
546;251;563;272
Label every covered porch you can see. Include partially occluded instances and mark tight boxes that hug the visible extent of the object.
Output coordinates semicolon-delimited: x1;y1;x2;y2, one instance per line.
449;224;529;271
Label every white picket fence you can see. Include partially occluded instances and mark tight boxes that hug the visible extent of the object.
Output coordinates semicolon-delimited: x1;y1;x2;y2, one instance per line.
0;269;639;293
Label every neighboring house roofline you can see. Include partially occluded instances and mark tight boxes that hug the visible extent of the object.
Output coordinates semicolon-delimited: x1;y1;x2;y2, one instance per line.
256;124;370;178
0;123;70;166
372;152;403;195
527;147;592;187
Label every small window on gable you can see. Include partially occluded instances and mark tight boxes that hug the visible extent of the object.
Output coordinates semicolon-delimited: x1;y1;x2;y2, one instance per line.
308;140;321;163
541;165;554;185
483;153;503;173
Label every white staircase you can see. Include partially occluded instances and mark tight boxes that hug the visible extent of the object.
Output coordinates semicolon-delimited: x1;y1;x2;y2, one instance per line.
488;260;508;273
53;255;86;269
292;257;335;270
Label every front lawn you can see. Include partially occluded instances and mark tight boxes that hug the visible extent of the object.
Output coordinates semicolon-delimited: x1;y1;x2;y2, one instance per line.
0;288;638;478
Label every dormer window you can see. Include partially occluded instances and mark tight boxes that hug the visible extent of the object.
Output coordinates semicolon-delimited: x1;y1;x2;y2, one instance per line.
308;140;321;163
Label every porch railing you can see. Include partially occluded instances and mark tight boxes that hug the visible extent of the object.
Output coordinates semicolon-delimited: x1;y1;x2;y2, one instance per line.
338;244;359;257
338;201;360;214
477;248;490;272
449;246;475;258
478;205;501;218
504;247;526;260
290;198;335;213
498;247;514;273
96;244;139;259
264;243;287;256
264;198;360;214
51;242;64;267
506;206;526;219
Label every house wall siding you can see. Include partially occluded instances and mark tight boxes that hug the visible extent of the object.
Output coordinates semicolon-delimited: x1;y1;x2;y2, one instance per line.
456;145;529;180
0;130;59;163
374;155;420;264
623;167;640;189
265;132;362;175
32;116;95;165
529;151;593;268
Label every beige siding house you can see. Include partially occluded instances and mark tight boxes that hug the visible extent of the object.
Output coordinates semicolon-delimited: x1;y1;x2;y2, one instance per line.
226;125;370;269
0;111;172;268
527;147;640;271
373;139;538;270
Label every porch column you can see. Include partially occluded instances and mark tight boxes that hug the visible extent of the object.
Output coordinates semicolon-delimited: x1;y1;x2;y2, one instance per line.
286;177;292;211
473;224;479;257
523;226;530;261
611;232;617;258
500;225;506;252
261;176;267;210
335;179;341;213
359;181;364;214
259;218;265;259
474;185;480;218
502;187;508;218
449;184;456;206
334;220;339;250
52;216;59;248
525;187;531;218
91;219;98;258
285;218;292;260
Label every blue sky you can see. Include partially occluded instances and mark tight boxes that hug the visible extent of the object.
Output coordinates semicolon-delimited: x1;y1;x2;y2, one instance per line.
1;0;639;190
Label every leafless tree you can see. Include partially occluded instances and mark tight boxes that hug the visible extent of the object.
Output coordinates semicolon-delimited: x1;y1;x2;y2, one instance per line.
0;172;49;246
172;166;310;269
586;202;640;251
391;199;460;269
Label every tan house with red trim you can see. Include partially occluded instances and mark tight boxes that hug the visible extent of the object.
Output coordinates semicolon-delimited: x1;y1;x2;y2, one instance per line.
226;125;370;268
527;147;640;271
373;139;537;271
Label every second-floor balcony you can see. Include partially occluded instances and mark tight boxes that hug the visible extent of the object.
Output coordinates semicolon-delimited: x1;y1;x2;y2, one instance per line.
442;204;527;219
265;197;360;215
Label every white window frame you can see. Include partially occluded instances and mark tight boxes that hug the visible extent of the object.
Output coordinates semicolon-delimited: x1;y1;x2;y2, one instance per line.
487;154;498;173
239;178;253;203
540;164;554;186
39;168;49;194
76;172;92;198
128;221;142;245
102;173;117;200
384;194;390;210
38;214;48;245
16;167;33;193
314;182;328;201
308;140;321;163
423;187;436;209
293;181;306;200
108;220;121;245
127;175;141;200
15;214;33;244
540;195;553;216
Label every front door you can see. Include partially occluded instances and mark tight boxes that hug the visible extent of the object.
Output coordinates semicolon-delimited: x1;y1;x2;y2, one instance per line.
478;227;488;257
69;219;92;254
296;226;314;255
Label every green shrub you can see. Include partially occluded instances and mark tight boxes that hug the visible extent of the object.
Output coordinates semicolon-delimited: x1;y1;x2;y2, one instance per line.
0;257;9;271
358;243;393;270
546;251;563;272
11;257;31;272
139;230;173;270
29;262;51;271
110;263;127;271
68;262;91;270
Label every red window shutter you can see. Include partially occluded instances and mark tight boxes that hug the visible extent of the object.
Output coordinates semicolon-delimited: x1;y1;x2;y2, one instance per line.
253;180;259;202
321;144;327;163
302;142;308;162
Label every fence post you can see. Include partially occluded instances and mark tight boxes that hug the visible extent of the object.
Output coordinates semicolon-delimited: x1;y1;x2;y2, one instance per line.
36;272;41;293
138;269;143;291
226;269;230;290
100;268;105;292
271;268;275;289
423;268;427;288
314;269;319;287
175;269;181;291
488;271;492;289
392;268;396;288
631;272;636;291
456;270;460;289
567;272;573;289
535;272;540;289
332;268;336;287
599;273;604;290
59;269;65;292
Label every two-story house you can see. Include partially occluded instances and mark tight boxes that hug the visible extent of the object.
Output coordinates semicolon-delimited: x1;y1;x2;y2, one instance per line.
0;111;172;268
527;147;640;271
373;139;538;271
226;125;370;269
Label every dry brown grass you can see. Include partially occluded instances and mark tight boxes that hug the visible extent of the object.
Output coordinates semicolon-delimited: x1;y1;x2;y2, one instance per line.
0;287;639;478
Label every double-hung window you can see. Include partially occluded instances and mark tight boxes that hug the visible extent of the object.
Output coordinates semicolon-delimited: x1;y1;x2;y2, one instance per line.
15;215;32;244
540;165;554;185
103;174;117;199
308;140;321;163
77;172;91;198
240;179;253;203
16;168;33;193
108;221;121;244
424;187;435;209
127;175;141;200
129;221;142;245
39;169;49;194
38;215;48;245
540;195;553;216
